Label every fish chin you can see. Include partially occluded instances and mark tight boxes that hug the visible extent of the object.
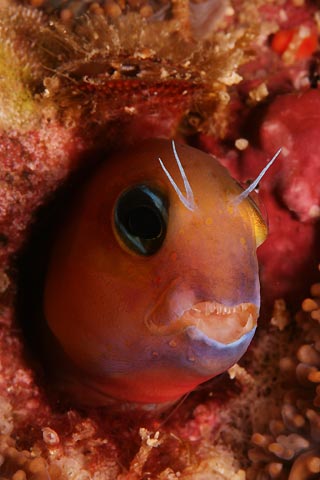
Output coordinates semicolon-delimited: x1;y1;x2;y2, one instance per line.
147;301;259;345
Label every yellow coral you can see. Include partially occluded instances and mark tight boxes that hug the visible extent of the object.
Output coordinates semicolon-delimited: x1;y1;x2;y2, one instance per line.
0;7;45;130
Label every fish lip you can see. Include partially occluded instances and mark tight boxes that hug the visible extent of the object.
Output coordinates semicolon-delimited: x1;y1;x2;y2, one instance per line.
146;301;259;345
185;324;256;348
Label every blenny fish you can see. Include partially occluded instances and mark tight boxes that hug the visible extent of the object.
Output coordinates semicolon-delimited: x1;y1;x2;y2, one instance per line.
43;139;277;407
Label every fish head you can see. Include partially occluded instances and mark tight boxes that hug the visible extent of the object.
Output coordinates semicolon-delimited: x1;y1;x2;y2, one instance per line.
44;139;267;405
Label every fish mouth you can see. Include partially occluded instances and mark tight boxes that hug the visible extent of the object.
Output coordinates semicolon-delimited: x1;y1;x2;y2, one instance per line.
146;301;258;345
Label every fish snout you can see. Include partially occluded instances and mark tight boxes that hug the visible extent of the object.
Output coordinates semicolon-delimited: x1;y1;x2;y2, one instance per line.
145;278;258;345
179;301;258;344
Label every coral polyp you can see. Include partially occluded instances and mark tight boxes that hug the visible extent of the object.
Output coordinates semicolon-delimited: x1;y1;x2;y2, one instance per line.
248;275;320;480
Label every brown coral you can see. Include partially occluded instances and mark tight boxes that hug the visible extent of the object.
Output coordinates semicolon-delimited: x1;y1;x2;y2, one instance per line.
0;2;256;275
248;272;320;480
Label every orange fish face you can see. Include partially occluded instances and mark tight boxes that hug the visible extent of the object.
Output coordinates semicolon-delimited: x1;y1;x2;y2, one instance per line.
44;139;267;405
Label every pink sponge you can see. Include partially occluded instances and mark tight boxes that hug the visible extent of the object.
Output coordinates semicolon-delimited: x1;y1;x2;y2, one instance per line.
240;90;320;308
260;89;320;223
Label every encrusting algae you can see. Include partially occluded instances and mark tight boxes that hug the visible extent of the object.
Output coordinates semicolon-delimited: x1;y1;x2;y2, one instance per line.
0;0;319;479
0;0;257;274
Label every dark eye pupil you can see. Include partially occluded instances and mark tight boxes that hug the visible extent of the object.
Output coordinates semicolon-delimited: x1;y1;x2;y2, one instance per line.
114;184;168;256
127;206;162;240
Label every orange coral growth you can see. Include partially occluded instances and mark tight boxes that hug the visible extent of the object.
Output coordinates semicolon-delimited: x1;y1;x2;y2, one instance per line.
271;28;318;61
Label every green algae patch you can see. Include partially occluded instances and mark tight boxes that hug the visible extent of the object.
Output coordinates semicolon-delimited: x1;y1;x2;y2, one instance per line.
0;48;40;131
0;6;47;131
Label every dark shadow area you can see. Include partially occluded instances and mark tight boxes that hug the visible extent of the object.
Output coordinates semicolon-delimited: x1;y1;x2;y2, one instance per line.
14;146;112;408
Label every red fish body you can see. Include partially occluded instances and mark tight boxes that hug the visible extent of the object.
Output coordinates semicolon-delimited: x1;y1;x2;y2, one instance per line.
44;139;267;406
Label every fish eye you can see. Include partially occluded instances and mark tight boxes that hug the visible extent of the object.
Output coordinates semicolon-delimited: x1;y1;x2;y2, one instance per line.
113;184;169;256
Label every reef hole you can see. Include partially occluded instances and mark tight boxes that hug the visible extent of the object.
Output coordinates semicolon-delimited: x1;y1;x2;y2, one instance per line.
14;146;114;405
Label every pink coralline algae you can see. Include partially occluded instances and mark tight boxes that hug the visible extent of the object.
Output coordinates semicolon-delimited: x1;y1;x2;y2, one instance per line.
235;90;320;307
241;90;320;223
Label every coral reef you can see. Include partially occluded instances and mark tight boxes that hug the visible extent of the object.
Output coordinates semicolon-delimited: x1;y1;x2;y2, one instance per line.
0;0;319;479
238;90;320;307
0;1;254;273
247;276;320;480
